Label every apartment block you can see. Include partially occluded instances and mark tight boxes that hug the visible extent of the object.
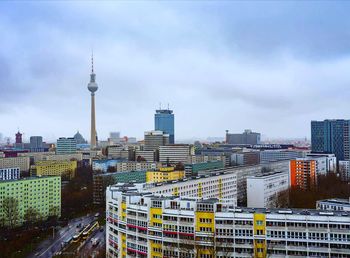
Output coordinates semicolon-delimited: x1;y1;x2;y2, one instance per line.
159;144;194;164
146;167;185;183
247;171;289;208
0;176;61;225
317;198;350;212
106;185;350;258
290;159;317;190
0;167;20;181
184;160;224;177
0;156;30;172
116;162;162;172
31;160;77;180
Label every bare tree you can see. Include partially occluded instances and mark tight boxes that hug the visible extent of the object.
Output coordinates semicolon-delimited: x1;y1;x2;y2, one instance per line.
24;207;40;225
2;197;19;228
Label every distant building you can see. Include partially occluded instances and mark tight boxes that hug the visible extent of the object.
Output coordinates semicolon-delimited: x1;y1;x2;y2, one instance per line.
247;171;289;208
92;159;121;172
226;129;261;145
31;160;77;180
0;167;20;181
184;160;224;177
311;119;350;161
0;176;61;225
73;131;87;144
305;153;337;174
0;156;30;172
290;159;317;190
116;162;161;172
135;150;156;162
30;136;44;152
144;130;169;151
155;109;175;144
231;151;260;166
15;131;22;144
109;132;121;144
159;144;194;164
56;137;77;154
260;150;305;163
316;198;350;212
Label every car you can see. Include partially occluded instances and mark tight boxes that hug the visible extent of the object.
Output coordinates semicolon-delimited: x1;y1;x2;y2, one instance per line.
94;213;100;218
76;223;82;228
99;227;104;232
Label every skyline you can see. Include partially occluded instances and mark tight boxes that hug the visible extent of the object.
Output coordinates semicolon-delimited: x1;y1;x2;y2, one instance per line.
2;2;350;141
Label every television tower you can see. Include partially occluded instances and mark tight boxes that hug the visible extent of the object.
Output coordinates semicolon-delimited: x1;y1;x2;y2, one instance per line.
87;53;98;149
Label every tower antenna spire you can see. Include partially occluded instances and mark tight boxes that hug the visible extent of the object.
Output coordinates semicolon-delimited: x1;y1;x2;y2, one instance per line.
91;49;94;73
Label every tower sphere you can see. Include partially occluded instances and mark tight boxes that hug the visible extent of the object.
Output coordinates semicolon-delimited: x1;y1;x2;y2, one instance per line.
88;81;98;93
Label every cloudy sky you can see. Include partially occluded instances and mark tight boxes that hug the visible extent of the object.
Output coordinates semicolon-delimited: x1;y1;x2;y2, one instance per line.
1;2;350;142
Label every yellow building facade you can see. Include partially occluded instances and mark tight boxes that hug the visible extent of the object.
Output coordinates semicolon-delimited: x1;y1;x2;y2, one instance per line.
146;166;184;183
31;160;77;180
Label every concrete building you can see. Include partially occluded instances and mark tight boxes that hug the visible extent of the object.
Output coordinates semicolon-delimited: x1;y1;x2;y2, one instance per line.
56;137;77;154
260;150;305;163
0;156;30;172
306;153;337;173
184;160;224;177
106;184;350;258
159;144;194;164
339;160;350;181
226;129;261;145
0;167;20;181
31;160;77;180
144;130;169;151
18;152;83;164
317;198;350;212
116;162;161;172
135;150;156;162
247;171;289;208
30;136;43;152
290;159;317;190
231;151;260;166
146;167;185;183
0;176;61;225
188;154;227;167
155;108;175;144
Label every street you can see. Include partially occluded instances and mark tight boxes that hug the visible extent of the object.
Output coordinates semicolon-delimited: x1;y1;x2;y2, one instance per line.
27;214;96;258
77;225;106;258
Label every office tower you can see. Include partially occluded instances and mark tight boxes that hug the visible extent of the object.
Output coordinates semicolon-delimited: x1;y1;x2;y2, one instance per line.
30;136;43;151
87;54;98;149
56;137;77;154
15;131;22;144
155;108;175;144
144;130;169;151
311;119;350;161
73;131;87;144
0;176;61;226
290;159;317;190
226;129;261;145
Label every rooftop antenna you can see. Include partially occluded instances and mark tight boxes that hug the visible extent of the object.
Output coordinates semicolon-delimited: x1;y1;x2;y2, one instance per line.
159;102;162;110
167;103;169;110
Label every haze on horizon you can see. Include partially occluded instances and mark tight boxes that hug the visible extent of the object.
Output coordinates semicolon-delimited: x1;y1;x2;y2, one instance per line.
1;2;350;142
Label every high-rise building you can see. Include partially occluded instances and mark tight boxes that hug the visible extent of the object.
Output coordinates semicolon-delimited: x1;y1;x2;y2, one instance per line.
73;131;87;144
0;176;61;226
290;159;317;190
311;119;350;161
144;130;169;151
155;108;175;144
15;131;22;144
87;54;98;149
30;136;43;151
56;137;77;154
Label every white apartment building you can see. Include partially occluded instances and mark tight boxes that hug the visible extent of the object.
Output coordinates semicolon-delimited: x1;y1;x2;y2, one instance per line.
317;198;350;212
116;162;162;172
159;144;194;164
247;171;289;208
0;156;30;172
106;185;350;258
0;167;20;181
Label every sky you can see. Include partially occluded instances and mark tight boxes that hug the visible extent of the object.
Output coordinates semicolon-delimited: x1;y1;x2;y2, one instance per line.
1;1;350;143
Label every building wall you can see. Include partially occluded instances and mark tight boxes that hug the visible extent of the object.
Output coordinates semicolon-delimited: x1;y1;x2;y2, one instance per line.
184;160;224;177
116;162;161;172
0;156;30;172
159;145;194;164
290;159;317;190
56;137;77;154
0;176;61;225
146;167;185;183
260;150;305;163
31;160;77;180
0;167;20;181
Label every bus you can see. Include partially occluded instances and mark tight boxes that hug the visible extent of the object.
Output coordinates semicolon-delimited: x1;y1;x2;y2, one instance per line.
73;224;90;242
61;236;73;248
82;221;99;239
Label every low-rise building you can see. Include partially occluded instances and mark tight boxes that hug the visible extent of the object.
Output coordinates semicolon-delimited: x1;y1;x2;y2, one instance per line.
31;160;77;180
317;198;350;212
0;176;61;225
247;171;289;208
0;167;20;181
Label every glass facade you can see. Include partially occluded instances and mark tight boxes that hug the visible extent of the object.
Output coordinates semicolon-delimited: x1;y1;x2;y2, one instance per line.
155;109;174;144
311;119;350;161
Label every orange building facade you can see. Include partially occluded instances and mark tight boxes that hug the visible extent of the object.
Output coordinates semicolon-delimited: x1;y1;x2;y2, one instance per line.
290;159;317;190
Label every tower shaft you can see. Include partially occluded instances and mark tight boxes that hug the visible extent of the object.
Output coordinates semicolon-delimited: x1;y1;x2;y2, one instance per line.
90;93;97;148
